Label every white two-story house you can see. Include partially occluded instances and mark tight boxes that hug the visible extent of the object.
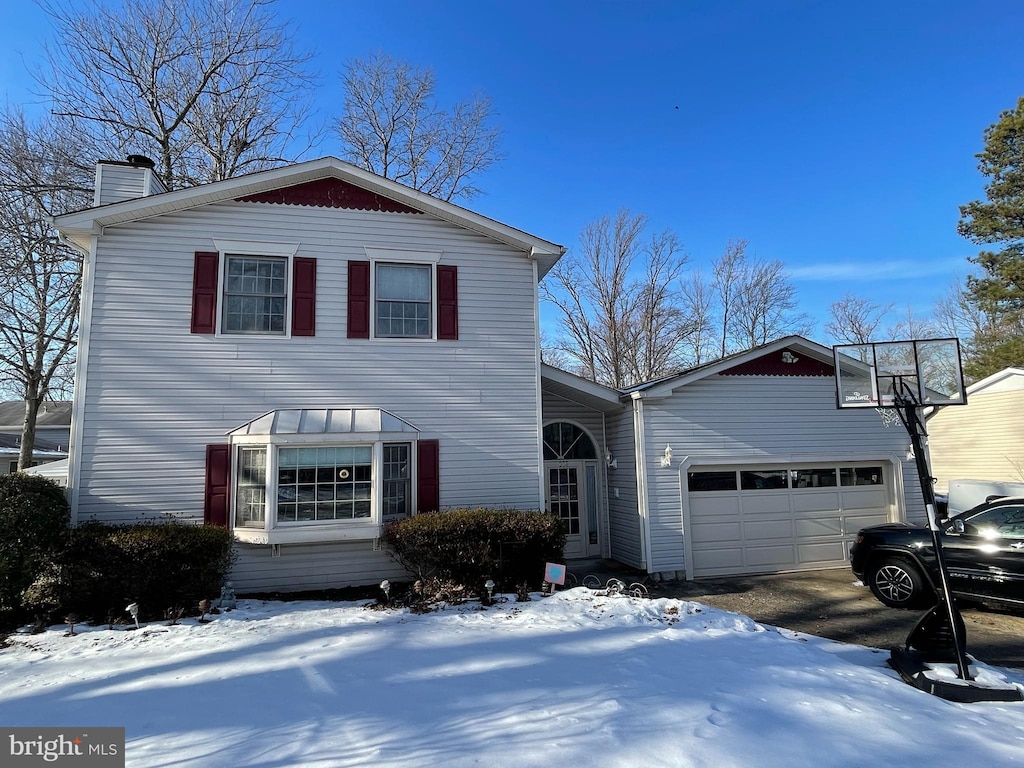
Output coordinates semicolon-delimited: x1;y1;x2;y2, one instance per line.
54;156;920;593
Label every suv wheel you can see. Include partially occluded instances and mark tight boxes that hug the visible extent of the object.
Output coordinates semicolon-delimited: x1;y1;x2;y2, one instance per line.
868;558;931;609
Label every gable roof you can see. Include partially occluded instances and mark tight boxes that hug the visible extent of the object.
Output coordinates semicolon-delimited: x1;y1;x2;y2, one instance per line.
52;157;566;276
966;367;1024;396
0;401;73;428
627;336;838;399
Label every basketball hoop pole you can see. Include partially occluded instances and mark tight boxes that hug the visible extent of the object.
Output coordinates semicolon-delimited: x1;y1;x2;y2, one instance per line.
892;383;972;682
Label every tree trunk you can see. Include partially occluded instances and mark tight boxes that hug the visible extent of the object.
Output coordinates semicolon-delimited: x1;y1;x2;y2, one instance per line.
18;389;42;473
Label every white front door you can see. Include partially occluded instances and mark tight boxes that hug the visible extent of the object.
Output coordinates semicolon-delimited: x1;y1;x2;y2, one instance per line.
546;461;599;559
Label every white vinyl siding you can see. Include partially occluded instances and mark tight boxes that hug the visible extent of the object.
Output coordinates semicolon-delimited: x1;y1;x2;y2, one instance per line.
72;201;544;589
638;375;918;576
927;390;1024;495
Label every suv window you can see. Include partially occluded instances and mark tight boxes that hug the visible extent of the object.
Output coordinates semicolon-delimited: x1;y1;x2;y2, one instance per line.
964;505;1024;539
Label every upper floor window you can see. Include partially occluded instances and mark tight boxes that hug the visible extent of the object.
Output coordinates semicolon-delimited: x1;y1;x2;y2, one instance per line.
222;255;288;334
376;263;431;338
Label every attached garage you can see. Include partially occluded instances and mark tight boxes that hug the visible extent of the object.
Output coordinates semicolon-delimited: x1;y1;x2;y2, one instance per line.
684;461;897;578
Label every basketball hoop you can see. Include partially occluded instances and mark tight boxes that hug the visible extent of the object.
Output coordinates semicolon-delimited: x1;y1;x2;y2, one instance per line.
874;407;902;428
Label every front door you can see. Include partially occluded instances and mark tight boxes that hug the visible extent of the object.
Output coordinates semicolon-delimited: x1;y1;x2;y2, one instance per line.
546;461;598;559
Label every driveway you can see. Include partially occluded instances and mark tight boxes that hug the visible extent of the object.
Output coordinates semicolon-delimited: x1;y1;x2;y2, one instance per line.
573;563;1024;670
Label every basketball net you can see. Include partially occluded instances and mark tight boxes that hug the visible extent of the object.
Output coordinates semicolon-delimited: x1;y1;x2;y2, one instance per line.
874;406;902;428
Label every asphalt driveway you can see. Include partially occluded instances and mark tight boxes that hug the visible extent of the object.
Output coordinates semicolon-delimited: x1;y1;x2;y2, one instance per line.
576;564;1024;670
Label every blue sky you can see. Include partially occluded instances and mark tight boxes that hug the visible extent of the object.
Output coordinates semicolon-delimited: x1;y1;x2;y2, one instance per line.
2;0;1022;343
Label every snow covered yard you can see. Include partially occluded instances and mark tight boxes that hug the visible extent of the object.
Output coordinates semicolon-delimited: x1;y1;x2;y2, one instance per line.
1;589;1023;767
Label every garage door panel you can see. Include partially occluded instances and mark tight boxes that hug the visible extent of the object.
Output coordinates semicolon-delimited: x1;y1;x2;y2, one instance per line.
792;492;840;512
687;462;894;578
740;495;791;515
745;544;797;567
797;541;848;564
689;495;741;518
691;546;744;571
690;522;741;542
795;516;842;537
743;519;794;540
842;488;887;509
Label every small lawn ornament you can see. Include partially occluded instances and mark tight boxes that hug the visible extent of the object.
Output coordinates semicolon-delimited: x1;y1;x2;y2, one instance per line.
197;598;211;623
64;613;79;637
219;582;237;611
542;562;567;595
125;602;140;630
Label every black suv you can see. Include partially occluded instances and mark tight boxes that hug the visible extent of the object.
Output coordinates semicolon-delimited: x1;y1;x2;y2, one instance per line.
850;496;1024;609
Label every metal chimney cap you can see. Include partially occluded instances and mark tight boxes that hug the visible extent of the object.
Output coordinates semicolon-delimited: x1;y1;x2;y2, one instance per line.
125;154;155;168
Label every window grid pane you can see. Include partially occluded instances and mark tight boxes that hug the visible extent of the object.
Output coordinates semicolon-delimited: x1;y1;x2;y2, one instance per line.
223;255;287;334
278;445;373;522
376;263;431;338
382;443;411;518
236;448;267;527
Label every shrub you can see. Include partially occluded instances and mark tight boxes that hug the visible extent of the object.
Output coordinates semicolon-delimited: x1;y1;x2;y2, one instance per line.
383;508;565;594
21;521;234;625
0;474;70;623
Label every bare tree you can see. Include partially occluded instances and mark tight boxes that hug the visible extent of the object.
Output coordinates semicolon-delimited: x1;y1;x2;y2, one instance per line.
712;240;812;352
336;52;502;201
0;109;92;470
713;239;746;357
41;0;316;189
889;305;937;341
826;293;893;344
542;210;694;388
679;269;716;366
728;257;813;348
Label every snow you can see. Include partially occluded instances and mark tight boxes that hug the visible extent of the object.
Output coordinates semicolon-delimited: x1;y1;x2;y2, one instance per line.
2;589;1024;767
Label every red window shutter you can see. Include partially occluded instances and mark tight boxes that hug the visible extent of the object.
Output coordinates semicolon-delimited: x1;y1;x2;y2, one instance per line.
204;444;231;527
437;264;459;340
417;439;440;513
292;257;317;336
347;260;370;339
191;252;220;334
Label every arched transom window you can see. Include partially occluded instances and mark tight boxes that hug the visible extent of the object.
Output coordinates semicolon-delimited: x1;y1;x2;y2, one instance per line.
543;422;597;461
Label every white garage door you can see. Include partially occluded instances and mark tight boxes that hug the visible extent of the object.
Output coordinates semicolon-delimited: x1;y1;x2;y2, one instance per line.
686;463;894;578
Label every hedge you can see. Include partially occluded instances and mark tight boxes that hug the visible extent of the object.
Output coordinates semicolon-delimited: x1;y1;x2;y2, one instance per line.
383;508;565;593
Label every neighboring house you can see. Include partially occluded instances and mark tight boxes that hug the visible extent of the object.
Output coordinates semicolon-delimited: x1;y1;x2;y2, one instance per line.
53;156;918;592
23;457;70;486
926;367;1024;495
0;400;73;465
0;400;71;475
54;155;565;593
542;336;923;580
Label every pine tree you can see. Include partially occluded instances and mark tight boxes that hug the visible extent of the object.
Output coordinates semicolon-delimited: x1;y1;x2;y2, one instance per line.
958;96;1024;379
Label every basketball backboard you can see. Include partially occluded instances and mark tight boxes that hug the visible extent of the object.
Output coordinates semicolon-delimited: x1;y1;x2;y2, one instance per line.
833;338;967;409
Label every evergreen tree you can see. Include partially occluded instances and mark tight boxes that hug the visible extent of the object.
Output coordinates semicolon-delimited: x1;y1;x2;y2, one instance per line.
958;96;1024;379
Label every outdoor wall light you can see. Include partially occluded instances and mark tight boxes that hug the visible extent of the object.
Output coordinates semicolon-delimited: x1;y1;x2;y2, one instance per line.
605;450;617;469
660;444;673;468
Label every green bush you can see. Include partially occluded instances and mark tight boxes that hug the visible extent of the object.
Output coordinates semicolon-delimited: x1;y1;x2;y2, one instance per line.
21;521;234;625
0;474;70;623
383;508;565;594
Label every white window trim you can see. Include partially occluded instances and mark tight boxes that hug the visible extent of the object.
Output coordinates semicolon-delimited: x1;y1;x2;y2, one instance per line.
364;247;443;342
230;434;417;545
213;240;301;339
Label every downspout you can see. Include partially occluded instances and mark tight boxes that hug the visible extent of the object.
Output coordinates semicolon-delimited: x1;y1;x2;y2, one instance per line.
530;251;546;510
57;228;98;525
631;391;652;571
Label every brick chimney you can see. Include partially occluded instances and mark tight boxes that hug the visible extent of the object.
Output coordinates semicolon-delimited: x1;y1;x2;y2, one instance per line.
93;154;168;206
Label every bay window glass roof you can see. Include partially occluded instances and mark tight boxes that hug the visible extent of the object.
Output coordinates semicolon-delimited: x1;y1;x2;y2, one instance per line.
228;408;419;437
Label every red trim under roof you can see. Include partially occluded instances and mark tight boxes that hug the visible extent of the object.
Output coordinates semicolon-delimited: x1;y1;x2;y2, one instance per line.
719;347;835;377
236;177;422;214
